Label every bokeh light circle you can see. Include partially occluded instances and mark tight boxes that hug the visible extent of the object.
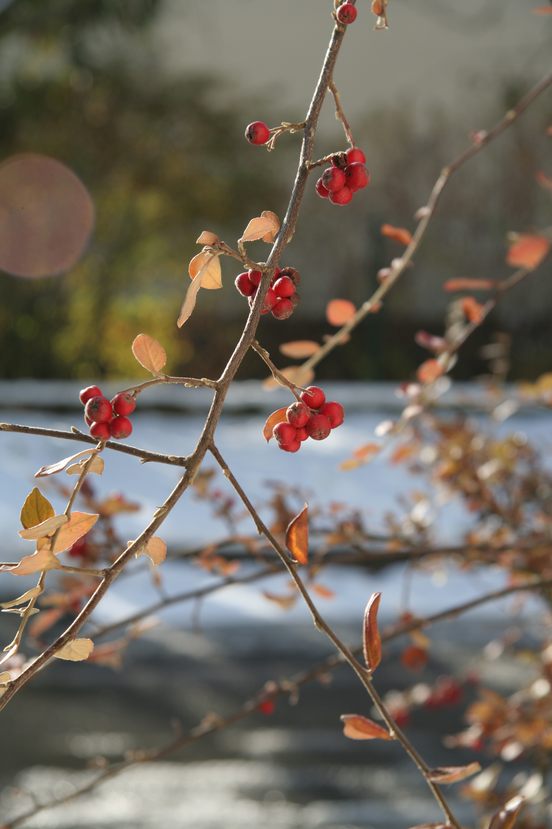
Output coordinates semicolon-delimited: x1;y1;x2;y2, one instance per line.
0;153;94;278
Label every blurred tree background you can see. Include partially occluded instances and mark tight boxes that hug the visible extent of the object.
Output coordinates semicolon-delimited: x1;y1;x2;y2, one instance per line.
0;0;549;381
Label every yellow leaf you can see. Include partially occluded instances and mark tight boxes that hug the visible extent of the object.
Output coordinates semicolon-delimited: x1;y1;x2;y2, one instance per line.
66;455;104;476
38;512;98;553
188;249;222;289
132;333;167;374
285;503;309;565
6;547;61;576
196;230;219;245
19;514;68;540
54;638;94;662
137;536;167;567
239;211;280;244
35;449;94;478
20;487;55;529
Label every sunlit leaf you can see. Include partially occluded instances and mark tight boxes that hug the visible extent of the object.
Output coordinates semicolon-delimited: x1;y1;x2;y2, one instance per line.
443;278;495;292
312;583;335;599
239;211;280;244
488;795;525;829
363;592;382;671
279;340;320;359
1;586;43;609
188;249;223;289
263;590;297;610
5;547;61;576
326;299;356;327
35;449;94;478
196;230;219;245
263;407;289;442
460;296;485;324
20;487;55;529
381;224;413;246
340;714;394;741
506;233;550;270
132;333;167;373
428;763;481;784
18;514;68;540
66;455;104;476
285;503;309;565
44;512;99;553
54;638;94;662
137;536;167;567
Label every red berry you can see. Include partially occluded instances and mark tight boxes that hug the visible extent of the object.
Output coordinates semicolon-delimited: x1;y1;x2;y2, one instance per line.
109;416;133;440
306;414;332;441
315;178;329;199
258;698;275;716
85;396;113;423
279;267;300;286
286;402;310;428
79;385;102;405
345;162;370;191
84;414;94;427
346;146;366;165
90;421;110;440
272;298;294;320
245;121;270;145
280;439;301;453
320;401;345;428
296;427;309;442
329;185;353;205
235;272;256;297
300;386;326;410
68;536;89;558
260;287;278;314
249;269;263;288
273;422;297;445
111;392;136;416
322;166;347;193
273;275;296;298
337;2;357;24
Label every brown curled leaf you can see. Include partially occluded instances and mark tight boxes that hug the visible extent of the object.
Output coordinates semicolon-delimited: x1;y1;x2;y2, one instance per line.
363;591;382;671
285;503;309;565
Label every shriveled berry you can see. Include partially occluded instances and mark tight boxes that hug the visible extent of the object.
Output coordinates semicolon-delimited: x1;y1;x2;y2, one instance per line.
249;269;263;288
79;385;102;405
322;166;347;193
329;185;353;205
273;422;297;445
280;439;301;453
336;2;358;24
111;392;136;416
346;146;366;165
110;416;133;440
85;396;113;423
235;272;256;297
272;298;294;320
90;421;110;440
273;275;296;298
300;385;326;410
286;401;310;428
345;162;370;191
245;120;270;145
296;427;309;442
315;177;329;199
320;401;345;428
306;414;332;441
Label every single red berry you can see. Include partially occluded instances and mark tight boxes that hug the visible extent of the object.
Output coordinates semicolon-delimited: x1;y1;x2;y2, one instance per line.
245;120;270;145
273;422;297;444
85;396;113;423
280;438;301;453
90;421;110;440
306;413;332;441
79;385;102;405
346;146;366;165
329;185;353;205
300;385;326;410
84;413;94;427
286;401;310;428
296;427;309;442
235;272;256;297
315;177;329;199
111;392;136;416
258;698;276;716
337;2;358;24
249;269;263;288
322;166;347;193
110;415;133;440
259;287;278;314
320;401;345;428
393;709;410;729
272;298;294;320
345;162;370;191
273;275;296;298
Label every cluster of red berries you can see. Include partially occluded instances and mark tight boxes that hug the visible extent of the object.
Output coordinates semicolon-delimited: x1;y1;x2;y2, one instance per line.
235;267;300;320
316;147;370;206
79;385;136;441
336;1;358;24
273;386;344;453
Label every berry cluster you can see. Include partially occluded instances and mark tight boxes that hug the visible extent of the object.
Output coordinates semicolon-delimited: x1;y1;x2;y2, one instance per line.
316;147;370;206
336;1;358;24
79;385;135;441
273;386;344;453
235;267;300;320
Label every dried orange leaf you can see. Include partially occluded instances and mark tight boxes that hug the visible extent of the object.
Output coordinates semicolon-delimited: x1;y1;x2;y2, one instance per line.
263;365;315;391
488;795;525;829
381;223;413;246
35;449;94;478
312;583;335;599
195;230;219;245
363;591;382;671
460;296;485;324
285;503;309;565
5;547;61;576
19;514;68;540
279;340;320;359
20;488;55;529
137;536;167;567
428;763;481;784
263;591;297;610
54;638;94;662
261;210;280;242
443;278;496;292
326;299;356;327
188;249;222;289
132;333;167;374
239;212;280;244
340;714;394;741
355;443;381;460
263;407;289;442
417;359;444;385
46;512;99;553
178;252;222;327
506;234;550;270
